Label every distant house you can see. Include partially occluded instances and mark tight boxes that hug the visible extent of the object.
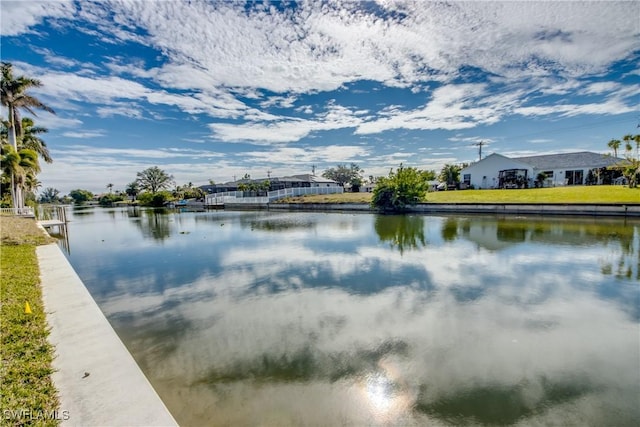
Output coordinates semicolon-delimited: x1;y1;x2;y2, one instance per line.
199;174;340;194
460;151;623;189
272;174;341;189
361;183;375;193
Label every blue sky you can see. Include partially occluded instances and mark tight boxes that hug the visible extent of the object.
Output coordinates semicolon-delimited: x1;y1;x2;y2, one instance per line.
1;1;639;194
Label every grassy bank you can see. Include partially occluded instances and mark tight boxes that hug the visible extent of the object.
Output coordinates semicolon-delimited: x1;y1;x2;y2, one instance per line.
279;185;640;204
0;216;59;426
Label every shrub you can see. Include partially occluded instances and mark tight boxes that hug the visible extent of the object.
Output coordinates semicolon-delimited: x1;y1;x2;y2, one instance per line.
371;164;429;212
69;189;94;204
99;193;125;206
138;191;174;207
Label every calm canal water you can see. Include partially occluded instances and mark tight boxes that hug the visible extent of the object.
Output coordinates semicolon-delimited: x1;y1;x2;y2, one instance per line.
60;207;639;426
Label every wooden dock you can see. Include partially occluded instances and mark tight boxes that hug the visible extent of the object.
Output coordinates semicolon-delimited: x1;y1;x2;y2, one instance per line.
39;219;67;228
38;206;68;229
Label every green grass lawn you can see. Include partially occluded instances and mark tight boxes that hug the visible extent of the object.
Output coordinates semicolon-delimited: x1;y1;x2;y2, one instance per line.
279;185;640;204
0;216;59;426
428;185;640;203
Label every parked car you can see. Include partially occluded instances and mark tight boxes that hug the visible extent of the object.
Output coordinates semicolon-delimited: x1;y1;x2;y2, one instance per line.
613;176;628;185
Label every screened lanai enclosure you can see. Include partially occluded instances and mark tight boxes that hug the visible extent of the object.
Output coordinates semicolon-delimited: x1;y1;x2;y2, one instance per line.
498;169;529;189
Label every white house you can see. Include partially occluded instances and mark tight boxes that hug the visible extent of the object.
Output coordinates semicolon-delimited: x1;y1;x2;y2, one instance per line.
460;151;623;189
460;153;533;189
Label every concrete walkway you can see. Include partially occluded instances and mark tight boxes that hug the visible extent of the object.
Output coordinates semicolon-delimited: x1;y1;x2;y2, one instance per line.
37;243;178;427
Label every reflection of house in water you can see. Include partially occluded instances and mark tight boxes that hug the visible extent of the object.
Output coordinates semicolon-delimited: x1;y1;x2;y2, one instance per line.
457;217;637;252
457;218;521;251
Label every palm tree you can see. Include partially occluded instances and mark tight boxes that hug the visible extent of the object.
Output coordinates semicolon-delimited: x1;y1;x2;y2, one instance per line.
2;117;52;163
608;134;640;189
622;134;640;158
1;62;55;208
608;139;621;158
623;134;640;188
1;145;40;204
0;119;7;145
39;187;60;203
19;117;52;163
24;174;41;202
106;183;114;193
438;164;461;189
125;182;139;201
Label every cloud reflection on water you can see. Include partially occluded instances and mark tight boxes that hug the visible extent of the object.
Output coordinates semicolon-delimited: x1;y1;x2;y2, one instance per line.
63;209;640;426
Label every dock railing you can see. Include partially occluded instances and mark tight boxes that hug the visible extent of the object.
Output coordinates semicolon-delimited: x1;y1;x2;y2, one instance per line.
36;205;68;223
205;186;343;206
267;186;343;201
0;207;35;217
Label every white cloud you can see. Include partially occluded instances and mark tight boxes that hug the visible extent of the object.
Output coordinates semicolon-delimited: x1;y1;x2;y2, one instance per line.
581;82;621;95
15;64;253;122
0;0;75;36
209;102;366;144
96;105;144;119
243;145;369;165
62;130;106;138
61;145;222;160
7;1;639;96
355;84;505;134
2;0;638;155
25;113;81;131
260;95;298;109
515;98;635;118
54;1;638;95
38;145;226;194
209;119;313;144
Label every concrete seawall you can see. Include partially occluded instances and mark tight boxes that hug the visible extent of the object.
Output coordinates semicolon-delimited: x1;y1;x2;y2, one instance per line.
37;244;177;427
268;202;640;217
269;203;372;212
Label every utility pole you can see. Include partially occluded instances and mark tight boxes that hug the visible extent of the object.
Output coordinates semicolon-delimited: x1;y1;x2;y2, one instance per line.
472;141;486;161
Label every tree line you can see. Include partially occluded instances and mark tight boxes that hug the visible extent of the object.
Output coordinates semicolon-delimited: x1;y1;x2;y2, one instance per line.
58;166;204;207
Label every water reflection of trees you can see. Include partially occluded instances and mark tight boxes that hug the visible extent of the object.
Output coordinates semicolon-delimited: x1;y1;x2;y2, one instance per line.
600;225;639;281
374;215;426;254
415;377;592;426
458;217;639;281
240;216;318;232
131;208;172;241
125;206;142;218
71;205;95;216
441;217;459;241
199;339;409;384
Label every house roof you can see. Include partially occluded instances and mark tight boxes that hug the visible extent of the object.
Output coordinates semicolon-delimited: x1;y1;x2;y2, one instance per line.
513;151;621;170
461;153;534;173
288;174;337;183
204;174;338;187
